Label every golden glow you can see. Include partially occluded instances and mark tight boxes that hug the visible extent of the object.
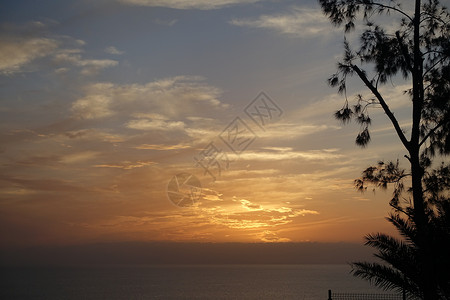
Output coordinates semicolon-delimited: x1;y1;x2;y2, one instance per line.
0;3;405;248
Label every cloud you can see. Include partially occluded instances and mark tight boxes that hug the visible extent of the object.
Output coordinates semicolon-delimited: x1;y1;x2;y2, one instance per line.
126;119;185;131
134;144;191;150
258;230;291;242
201;188;224;202
118;0;263;10
153;19;178;26
0;37;58;74
240;199;262;211
0;22;118;76
257;123;341;140
71;87;115;119
53;50;118;75
94;160;155;170
262;147;293;152
203;200;319;230
0;176;88;193
60;151;99;164
192;194;319;232
104;46;124;55
230;7;333;38
79;59;118;75
71;76;225;120
63;129;125;143
238;148;342;161
223;169;280;178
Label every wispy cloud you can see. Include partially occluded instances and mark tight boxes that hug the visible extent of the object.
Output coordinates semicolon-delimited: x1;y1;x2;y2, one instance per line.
126;119;185;131
71;76;225;120
258;230;291;242
153;18;178;26
0;36;58;74
259;122;341;139
134;144;191;150
104;46;124;55
60;151;99;164
118;0;263;10
53;49;118;75
230;7;333;38
94;160;155;170
197;197;319;231
238;148;342;161
0;176;88;193
63;129;126;143
0;21;118;76
71;87;115;119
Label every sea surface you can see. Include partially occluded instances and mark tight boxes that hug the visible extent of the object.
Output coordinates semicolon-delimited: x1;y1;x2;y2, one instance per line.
2;264;389;299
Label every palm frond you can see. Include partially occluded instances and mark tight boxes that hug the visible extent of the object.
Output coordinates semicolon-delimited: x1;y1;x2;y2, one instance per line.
351;262;421;298
387;213;418;244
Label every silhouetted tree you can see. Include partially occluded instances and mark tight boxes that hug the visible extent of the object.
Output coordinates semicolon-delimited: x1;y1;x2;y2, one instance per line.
318;0;450;299
352;164;450;299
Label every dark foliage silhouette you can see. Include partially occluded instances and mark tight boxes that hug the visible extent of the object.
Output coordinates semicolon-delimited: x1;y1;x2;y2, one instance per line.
318;0;450;299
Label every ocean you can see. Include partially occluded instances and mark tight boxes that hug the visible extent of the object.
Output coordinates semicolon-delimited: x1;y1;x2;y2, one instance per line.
2;264;387;299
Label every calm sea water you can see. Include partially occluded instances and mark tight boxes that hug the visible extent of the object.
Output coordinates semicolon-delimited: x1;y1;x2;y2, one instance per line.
2;264;384;299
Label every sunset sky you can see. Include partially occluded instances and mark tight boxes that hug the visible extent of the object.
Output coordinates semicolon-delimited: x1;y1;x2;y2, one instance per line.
0;0;414;249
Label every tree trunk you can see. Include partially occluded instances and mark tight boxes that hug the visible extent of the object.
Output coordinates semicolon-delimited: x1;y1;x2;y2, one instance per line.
410;1;437;299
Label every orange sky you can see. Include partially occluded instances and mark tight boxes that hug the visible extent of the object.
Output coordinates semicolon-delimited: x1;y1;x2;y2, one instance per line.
0;0;411;249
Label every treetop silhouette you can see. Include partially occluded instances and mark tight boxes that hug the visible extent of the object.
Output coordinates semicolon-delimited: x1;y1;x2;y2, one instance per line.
319;0;449;299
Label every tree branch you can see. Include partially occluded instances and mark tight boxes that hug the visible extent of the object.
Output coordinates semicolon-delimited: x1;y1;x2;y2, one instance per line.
419;121;446;147
351;64;410;150
423;56;449;77
359;1;414;22
422;50;446;57
420;12;449;25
